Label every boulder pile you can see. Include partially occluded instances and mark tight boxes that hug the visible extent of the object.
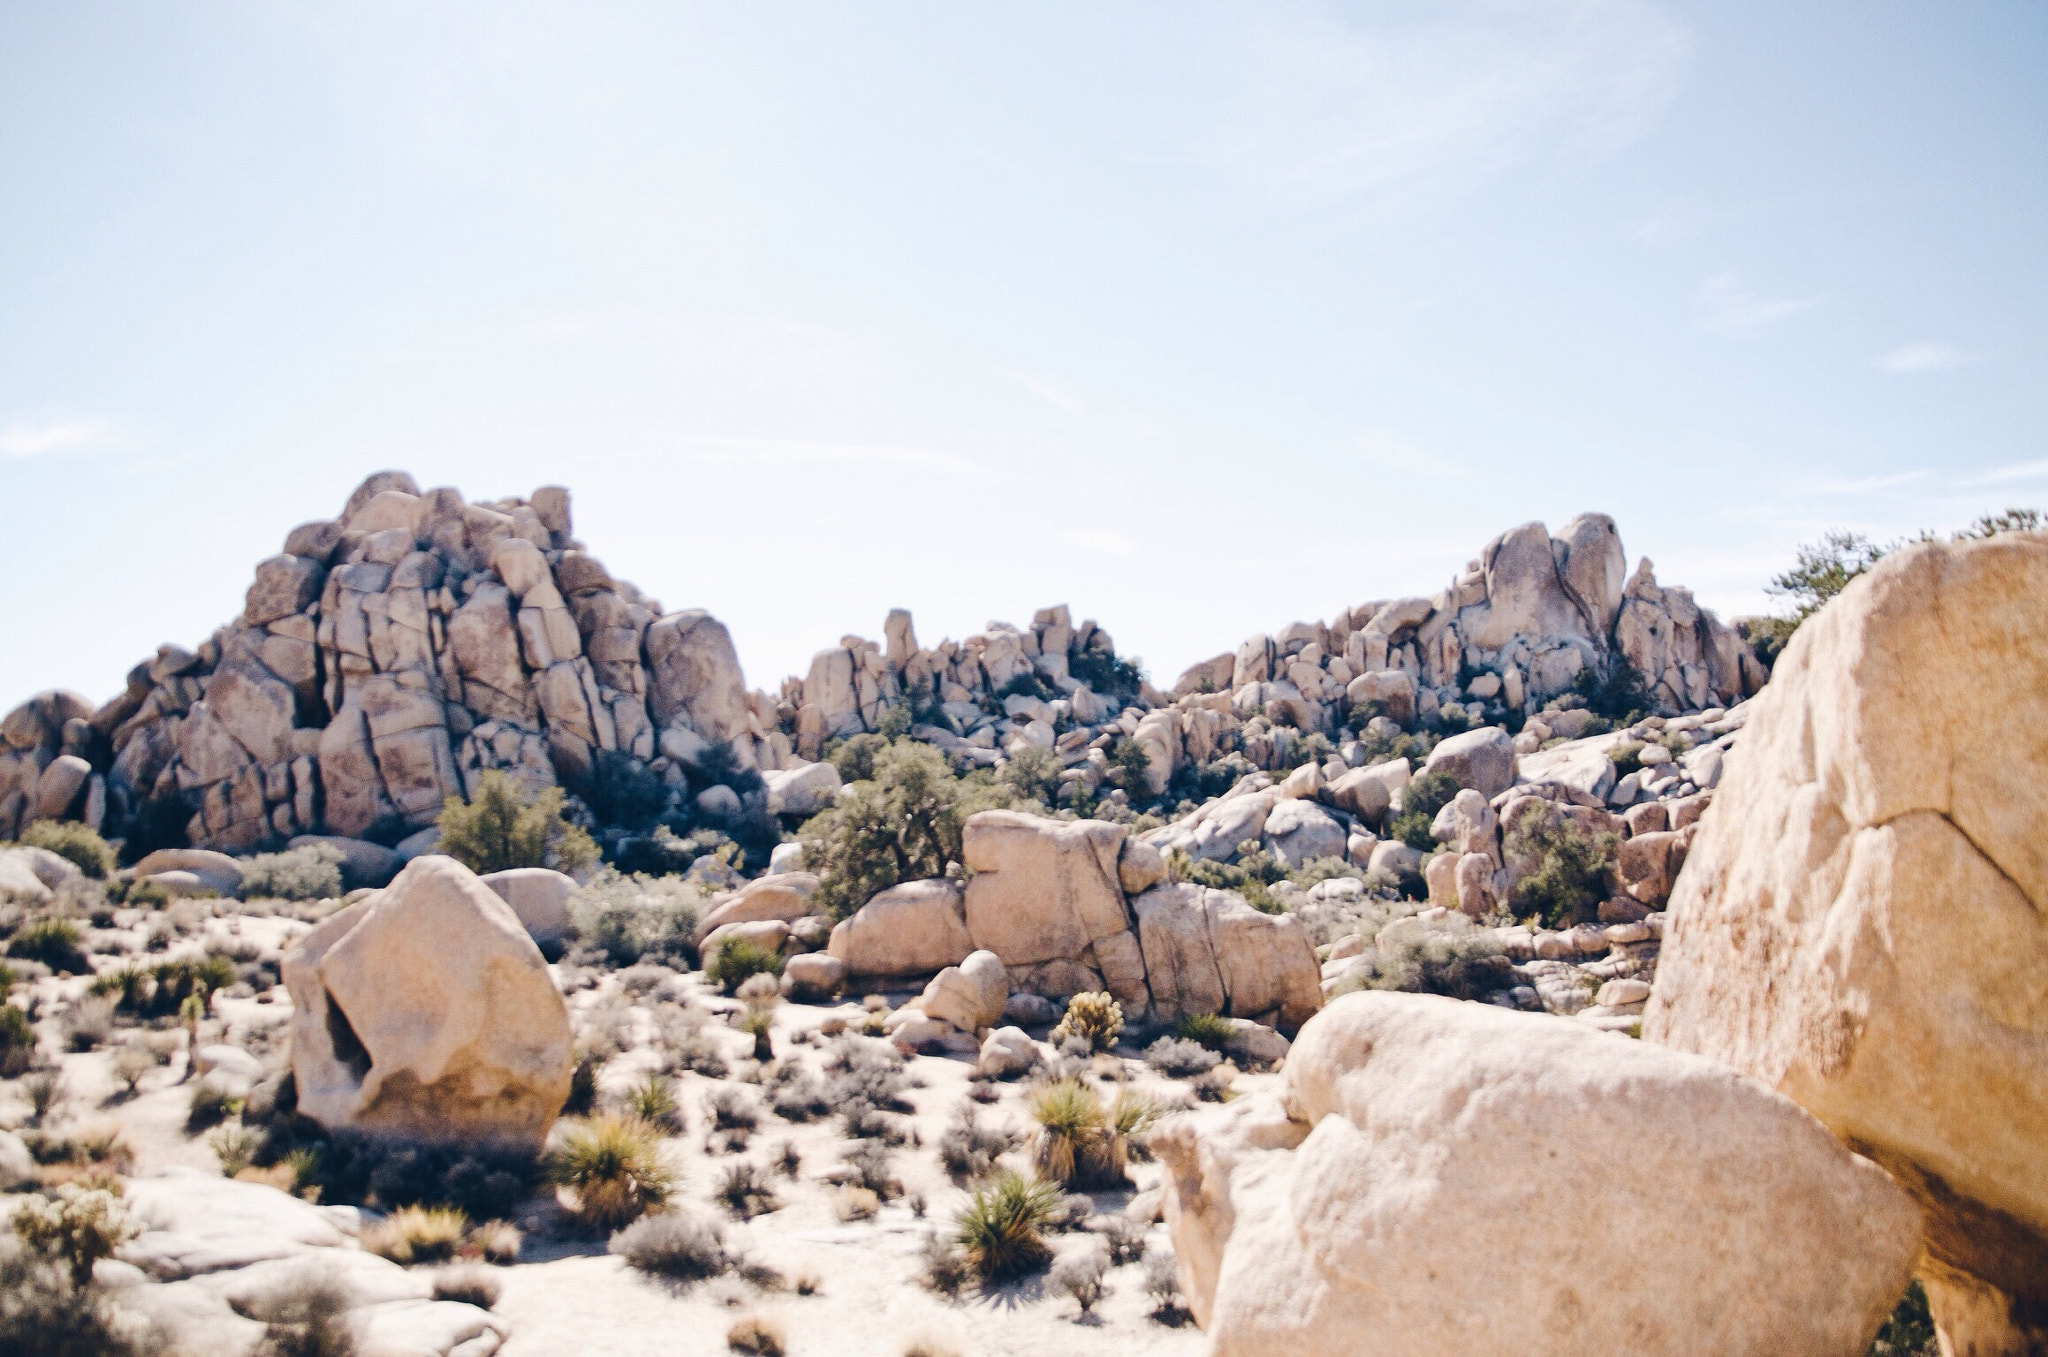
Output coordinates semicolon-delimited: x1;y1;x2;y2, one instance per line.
1646;529;2048;1355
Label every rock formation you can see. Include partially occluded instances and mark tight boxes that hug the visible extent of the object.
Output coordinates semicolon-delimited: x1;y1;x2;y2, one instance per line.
1645;530;2048;1354
282;854;573;1148
1156;990;1923;1356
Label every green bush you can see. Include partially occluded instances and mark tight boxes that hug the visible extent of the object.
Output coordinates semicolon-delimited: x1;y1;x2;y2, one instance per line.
953;1170;1061;1279
238;844;345;901
1339;919;1504;1001
570;870;702;967
704;937;783;995
1507;813;1618;930
1572;658;1651;725
1607;740;1645;779
1170;1011;1234;1051
1386;770;1460;851
19;823;115;880
546;1114;674;1231
437;771;598;876
8;918;88;974
800;739;1030;920
996;747;1062;804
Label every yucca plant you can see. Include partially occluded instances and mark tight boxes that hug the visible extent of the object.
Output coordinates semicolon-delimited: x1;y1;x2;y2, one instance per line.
1170;1011;1234;1052
546;1113;675;1230
363;1204;470;1265
735;972;780;1062
623;1073;684;1133
1027;1079;1105;1187
953;1170;1061;1279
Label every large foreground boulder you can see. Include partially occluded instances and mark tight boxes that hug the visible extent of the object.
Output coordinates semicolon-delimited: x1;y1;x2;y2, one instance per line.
283;855;573;1149
1157;992;1921;1356
1645;531;2048;1354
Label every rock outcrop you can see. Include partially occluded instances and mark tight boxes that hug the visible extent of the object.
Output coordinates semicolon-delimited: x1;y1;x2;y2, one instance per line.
283;854;573;1148
1157;991;1922;1356
1645;531;2048;1354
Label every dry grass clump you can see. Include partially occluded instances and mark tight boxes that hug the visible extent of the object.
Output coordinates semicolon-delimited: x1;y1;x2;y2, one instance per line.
1050;1246;1110;1314
1029;1080;1151;1188
431;1265;502;1308
833;1186;880;1222
547;1114;674;1230
362;1205;468;1266
251;1272;358;1357
725;1312;785;1355
608;1209;731;1280
471;1219;522;1264
186;1078;244;1131
1169;1011;1234;1050
735;972;780;1062
208;1121;260;1178
953;1170;1061;1280
837;1140;902;1202
938;1105;1016;1181
622;1073;684;1133
716;1161;780;1220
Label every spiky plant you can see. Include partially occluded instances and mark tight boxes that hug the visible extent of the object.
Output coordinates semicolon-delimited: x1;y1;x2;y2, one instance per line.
624;1073;684;1133
1050;992;1122;1052
953;1170;1061;1279
546;1114;675;1230
1028;1079;1106;1187
1170;1011;1234;1051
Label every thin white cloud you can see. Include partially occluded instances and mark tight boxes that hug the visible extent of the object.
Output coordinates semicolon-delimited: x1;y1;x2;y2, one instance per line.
0;417;117;460
985;365;1087;417
671;435;981;476
1969;458;2048;486
1697;270;1819;337
1871;341;1969;375
1058;529;1138;557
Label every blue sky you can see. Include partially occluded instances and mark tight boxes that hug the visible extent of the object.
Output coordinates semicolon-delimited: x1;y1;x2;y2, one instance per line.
3;2;2043;711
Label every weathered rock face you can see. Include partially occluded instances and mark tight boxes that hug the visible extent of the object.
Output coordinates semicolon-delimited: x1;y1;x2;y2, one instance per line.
826;878;973;978
1645;531;2048;1353
1158;991;1922;1356
962;810;1148;1011
283;855;572;1148
1134;883;1320;1030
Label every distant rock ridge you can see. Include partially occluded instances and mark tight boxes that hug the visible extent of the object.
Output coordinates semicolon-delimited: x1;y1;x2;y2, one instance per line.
0;474;1763;856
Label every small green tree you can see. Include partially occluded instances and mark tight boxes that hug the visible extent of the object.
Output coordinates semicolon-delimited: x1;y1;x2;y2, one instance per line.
1386;771;1460;851
1506;813;1618;930
437;771;598;876
20;822;116;879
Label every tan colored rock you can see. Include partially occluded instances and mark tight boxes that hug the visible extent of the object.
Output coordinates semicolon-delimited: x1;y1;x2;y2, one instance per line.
781;952;846;1001
1133;883;1320;1030
913;949;1009;1031
694;872;821;946
826;878;973;978
644;610;751;744
479;867;577;946
1645;530;2048;1351
961;810;1129;966
1424;725;1518;799
33;753;91;821
1327;757;1409;823
1117;838;1167;895
1158;991;1922;1355
132;848;245;897
1344;669;1416;726
283;855;572;1149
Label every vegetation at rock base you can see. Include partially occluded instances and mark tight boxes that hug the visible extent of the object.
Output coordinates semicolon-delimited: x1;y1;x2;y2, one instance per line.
1049;991;1123;1052
438;770;598;876
1507;814;1620;931
1387;770;1461;851
237;844;345;901
18;822;115;879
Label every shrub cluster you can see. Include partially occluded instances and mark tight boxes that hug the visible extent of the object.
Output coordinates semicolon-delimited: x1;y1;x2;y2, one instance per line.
237;844;345;902
19;823;116;880
437;771;598;876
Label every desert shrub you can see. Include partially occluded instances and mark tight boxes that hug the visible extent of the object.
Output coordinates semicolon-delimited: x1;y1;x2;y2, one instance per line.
238;845;345;902
954;1170;1060;1279
547;1114;674;1230
1111;1088;1158;1151
61;996;111;1052
562;1050;604;1116
96;954;236;1020
437;770;598;876
9;1185;139;1286
1143;1249;1186;1321
1386;770;1460;851
1607;739;1646;779
1050;1246;1110;1314
9;918;88;974
726;1313;785;1356
362;1205;468;1265
1507;814;1618;930
209;1121;261;1177
658;1009;730;1080
609;1210;729;1279
1101;1214;1146;1265
704;936;782;995
431;1265;502;1308
765;1065;831;1123
247;1271;358;1357
289;1133;537;1220
1190;1067;1236;1103
938;1106;1016;1181
704;1086;762;1133
187;1079;244;1131
20;823;115;880
1341;919;1504;1001
799;739;1029;920
1144;1036;1220;1078
833;1185;880;1221
839;1140;902;1200
1169;1011;1233;1050
584;749;670;834
717;1161;780;1219
823;1035;910;1136
1867;1279;1938;1357
471;1219;522;1265
1029;1080;1115;1188
569;869;702;967
735;971;780;1061
111;1044;155;1094
0;1241;152;1357
997;747;1063;805
623;1073;684;1133
0;1002;33;1077
1050;992;1122;1052
920;1231;974;1296
25;1069;66;1122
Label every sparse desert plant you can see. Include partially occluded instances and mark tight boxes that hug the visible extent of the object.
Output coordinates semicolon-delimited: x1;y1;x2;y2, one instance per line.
920;1230;974;1296
900;1332;963;1357
431;1265;502;1309
765;1065;831;1123
1050;1246;1110;1315
24;1068;66;1123
0;1240;151;1357
237;845;346;902
209;1120;261;1178
470;1219;522;1265
704;936;783;996
657;1004;731;1079
254;1271;359;1357
623;1073;684;1133
570;870;702;968
62;996;112;1052
362;1205;469;1266
1143;1036;1219;1078
9;918;88;974
1029;1079;1112;1187
436;770;598;876
563;1050;603;1116
839;1140;902;1201
1190;1066;1236;1103
1169;1011;1234;1051
717;1161;780;1220
547;1114;674;1230
1101;1214;1147;1265
954;1170;1062;1279
824;1035;910;1137
608;1209;729;1280
726;1312;785;1355
112;1043;155;1094
704;1086;762;1133
938;1106;1016;1182
0;1002;34;1077
771;1140;802;1178
20;822;116;880
186;1078;243;1130
1050;992;1122;1053
9;1184;139;1286
1143;1249;1186;1322
735;972;780;1061
832;1185;880;1222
